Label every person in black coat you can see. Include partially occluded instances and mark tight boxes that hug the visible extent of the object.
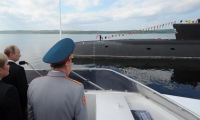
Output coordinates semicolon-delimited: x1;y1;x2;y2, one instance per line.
0;53;23;120
99;35;103;41
2;45;28;120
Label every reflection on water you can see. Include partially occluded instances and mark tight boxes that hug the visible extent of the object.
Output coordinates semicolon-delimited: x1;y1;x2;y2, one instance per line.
73;58;200;99
119;68;172;82
171;70;200;88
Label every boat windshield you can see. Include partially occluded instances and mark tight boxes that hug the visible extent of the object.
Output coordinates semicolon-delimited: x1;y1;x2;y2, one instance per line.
69;69;138;92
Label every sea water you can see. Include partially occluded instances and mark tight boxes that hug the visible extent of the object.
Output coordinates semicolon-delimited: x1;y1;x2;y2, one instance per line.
0;33;199;99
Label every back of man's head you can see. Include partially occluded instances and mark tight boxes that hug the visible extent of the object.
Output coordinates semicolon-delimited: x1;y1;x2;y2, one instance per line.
50;62;65;69
4;45;16;57
4;45;20;62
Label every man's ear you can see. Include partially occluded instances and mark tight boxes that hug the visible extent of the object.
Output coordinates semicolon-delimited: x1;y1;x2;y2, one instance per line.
64;62;69;69
9;52;13;58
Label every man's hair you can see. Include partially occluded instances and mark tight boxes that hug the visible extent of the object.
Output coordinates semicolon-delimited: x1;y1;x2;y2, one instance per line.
4;45;17;57
0;53;8;68
50;62;66;69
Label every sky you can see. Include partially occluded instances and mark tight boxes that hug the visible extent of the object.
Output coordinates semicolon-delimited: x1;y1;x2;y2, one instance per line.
0;0;200;31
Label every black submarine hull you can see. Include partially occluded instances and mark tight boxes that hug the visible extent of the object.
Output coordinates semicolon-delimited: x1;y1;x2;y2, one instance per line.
73;39;200;59
73;23;200;59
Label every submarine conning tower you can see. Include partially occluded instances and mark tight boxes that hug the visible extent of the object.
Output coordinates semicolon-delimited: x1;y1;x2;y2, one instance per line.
173;18;200;40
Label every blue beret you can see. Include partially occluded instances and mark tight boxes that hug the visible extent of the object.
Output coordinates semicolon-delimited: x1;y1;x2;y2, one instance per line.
43;38;74;64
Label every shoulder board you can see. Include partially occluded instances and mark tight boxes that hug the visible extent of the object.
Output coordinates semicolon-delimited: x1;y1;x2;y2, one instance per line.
66;77;82;86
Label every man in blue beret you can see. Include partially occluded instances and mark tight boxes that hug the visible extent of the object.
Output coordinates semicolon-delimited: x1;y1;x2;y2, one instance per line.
27;38;88;120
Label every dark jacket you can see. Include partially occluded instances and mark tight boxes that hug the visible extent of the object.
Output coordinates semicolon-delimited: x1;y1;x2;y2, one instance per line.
0;81;23;120
2;62;28;119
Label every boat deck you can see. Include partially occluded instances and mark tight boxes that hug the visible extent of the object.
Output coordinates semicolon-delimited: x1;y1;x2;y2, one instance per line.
85;91;196;120
25;69;200;120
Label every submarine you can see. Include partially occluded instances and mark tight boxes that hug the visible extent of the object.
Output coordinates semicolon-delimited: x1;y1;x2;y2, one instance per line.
73;19;200;60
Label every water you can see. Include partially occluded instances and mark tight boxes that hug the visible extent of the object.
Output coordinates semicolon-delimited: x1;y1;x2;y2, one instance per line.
0;33;200;99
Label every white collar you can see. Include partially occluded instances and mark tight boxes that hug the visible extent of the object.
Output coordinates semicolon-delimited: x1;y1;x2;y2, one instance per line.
51;70;60;72
8;60;15;63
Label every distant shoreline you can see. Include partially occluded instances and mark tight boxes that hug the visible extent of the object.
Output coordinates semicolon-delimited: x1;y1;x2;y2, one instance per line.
0;29;174;34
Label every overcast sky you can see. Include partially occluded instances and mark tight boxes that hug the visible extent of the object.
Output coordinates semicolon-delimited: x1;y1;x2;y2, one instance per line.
0;0;200;30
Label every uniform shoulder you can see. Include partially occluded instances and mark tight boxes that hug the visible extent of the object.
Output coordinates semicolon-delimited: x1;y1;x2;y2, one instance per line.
66;77;82;86
30;76;46;84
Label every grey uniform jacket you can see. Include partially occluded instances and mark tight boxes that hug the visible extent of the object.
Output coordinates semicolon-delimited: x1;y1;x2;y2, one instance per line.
27;71;88;120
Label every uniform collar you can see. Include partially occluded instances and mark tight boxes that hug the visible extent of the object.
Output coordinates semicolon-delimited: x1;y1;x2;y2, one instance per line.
47;70;66;77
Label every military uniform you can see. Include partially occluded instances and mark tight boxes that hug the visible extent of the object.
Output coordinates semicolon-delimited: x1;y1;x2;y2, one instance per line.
27;38;88;120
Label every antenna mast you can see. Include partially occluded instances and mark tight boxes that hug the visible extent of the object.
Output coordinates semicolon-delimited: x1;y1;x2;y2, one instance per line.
59;0;62;40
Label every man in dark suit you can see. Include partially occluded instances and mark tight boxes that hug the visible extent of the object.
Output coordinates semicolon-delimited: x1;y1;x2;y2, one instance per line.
3;45;28;120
